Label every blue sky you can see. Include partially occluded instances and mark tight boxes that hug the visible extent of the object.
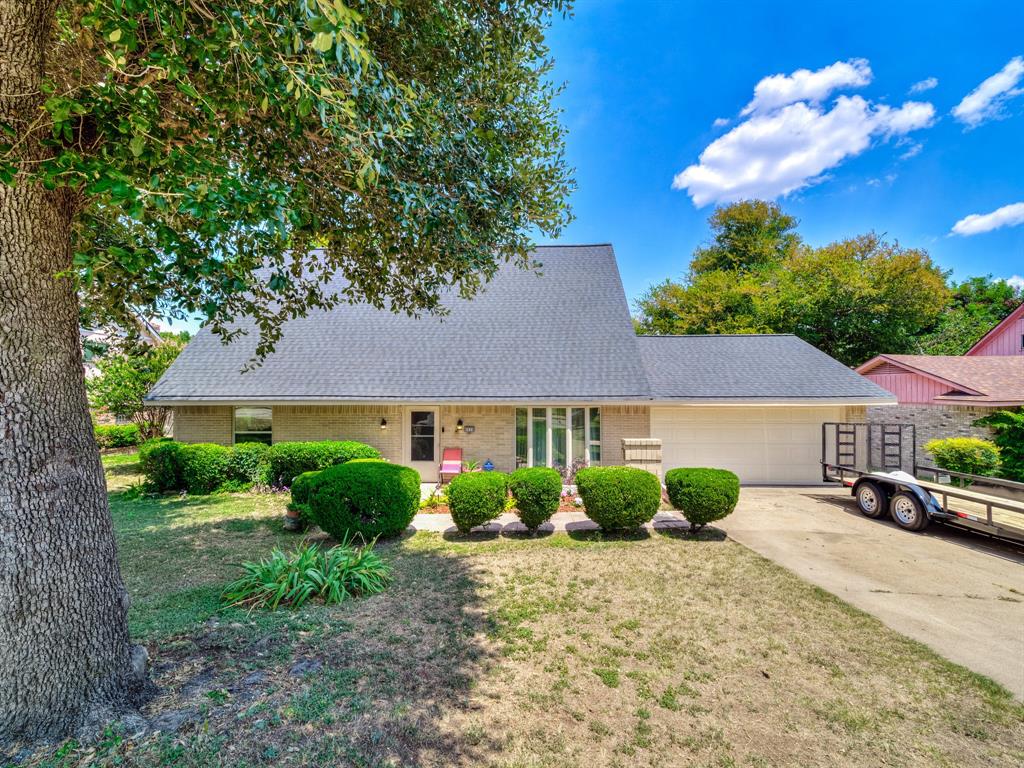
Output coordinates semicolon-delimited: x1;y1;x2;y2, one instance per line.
542;0;1024;308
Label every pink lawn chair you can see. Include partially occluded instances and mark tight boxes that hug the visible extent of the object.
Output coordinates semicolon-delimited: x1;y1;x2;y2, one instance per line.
439;448;463;485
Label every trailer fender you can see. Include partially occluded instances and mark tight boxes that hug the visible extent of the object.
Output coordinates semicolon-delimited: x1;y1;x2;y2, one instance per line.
859;474;943;519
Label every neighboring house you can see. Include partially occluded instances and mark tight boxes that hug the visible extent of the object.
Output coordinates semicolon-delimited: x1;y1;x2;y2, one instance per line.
857;304;1024;465
965;302;1024;357
146;245;893;484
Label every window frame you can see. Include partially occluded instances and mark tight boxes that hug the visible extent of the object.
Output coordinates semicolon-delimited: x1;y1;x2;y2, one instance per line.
516;406;600;470
233;406;273;445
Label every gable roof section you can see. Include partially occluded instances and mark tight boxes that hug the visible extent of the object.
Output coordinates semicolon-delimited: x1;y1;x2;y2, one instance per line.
966;302;1024;356
639;335;895;402
150;246;896;406
148;244;652;403
858;354;1024;405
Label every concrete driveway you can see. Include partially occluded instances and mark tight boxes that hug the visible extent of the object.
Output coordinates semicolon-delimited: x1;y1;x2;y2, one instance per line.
719;486;1024;698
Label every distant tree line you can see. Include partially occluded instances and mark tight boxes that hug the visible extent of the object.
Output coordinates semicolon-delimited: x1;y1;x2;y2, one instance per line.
635;200;1023;366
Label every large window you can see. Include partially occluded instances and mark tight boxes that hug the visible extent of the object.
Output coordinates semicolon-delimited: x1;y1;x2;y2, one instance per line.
234;407;272;445
516;407;600;469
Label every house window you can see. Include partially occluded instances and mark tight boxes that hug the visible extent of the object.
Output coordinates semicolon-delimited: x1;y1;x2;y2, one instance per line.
515;407;601;469
234;407;272;445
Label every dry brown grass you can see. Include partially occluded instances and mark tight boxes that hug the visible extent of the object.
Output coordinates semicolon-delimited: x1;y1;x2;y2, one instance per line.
16;455;1024;767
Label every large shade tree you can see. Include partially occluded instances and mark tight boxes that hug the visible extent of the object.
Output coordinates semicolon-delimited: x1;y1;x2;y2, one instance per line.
0;0;572;744
636;201;950;366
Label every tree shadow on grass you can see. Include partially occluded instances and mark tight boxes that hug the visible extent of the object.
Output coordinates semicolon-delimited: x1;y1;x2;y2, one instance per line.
126;537;502;767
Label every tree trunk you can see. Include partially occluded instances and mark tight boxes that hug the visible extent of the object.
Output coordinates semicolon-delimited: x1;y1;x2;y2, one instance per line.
0;0;150;747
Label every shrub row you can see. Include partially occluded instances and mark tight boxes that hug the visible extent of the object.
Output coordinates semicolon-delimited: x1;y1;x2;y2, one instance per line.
139;438;380;495
287;462;741;542
94;423;141;449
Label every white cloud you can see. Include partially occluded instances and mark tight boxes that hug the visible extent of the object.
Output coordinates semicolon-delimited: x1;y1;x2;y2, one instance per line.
712;117;730;128
951;201;1024;235
1005;275;1024;292
673;95;935;206
898;141;923;160
741;59;872;116
909;77;938;94
952;56;1024;127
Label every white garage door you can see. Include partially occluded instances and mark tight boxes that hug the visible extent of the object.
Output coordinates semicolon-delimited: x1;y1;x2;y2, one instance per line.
651;406;846;485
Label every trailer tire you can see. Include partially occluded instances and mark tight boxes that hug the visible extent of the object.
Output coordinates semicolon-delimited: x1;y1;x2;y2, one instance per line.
889;492;929;532
855;481;886;519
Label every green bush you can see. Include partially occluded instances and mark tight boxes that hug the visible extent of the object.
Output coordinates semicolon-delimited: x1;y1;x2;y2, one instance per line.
665;468;740;530
139;439;184;492
288;470;322;520
267;440;381;486
222;541;390;610
575;466;660;530
925;437;1001;483
179;443;233;494
308;461;419;540
975;410;1024;482
447;472;509;533
94;423;141;449
228;441;272;485
509;467;561;531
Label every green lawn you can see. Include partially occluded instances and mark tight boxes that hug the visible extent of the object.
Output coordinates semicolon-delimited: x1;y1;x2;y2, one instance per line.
20;452;1024;767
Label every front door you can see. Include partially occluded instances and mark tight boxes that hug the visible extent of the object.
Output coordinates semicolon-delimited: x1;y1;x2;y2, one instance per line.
406;408;439;482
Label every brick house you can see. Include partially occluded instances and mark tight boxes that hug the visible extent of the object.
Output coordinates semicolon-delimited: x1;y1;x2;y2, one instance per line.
857;303;1024;465
147;245;892;484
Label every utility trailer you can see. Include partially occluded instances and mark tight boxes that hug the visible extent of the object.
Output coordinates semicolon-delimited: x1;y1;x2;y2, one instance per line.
821;422;1024;544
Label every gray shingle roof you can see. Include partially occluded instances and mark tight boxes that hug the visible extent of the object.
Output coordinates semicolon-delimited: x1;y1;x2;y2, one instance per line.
638;335;895;401
148;245;894;404
148;244;652;402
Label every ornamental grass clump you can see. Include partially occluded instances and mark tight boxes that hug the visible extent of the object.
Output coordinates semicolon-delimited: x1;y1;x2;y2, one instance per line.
665;468;740;531
222;540;390;611
447;471;509;533
509;466;561;531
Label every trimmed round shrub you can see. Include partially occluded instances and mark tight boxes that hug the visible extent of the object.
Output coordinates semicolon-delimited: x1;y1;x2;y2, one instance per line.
179;443;232;494
665;468;740;530
509;467;561;531
94;423;141;449
575;466;660;530
228;441;272;485
308;461;420;540
266;440;381;486
139;438;184;492
925;437;1001;481
447;472;509;533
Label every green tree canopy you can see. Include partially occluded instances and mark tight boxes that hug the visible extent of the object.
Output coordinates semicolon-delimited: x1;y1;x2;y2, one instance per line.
88;339;183;439
636;202;951;366
4;0;573;355
916;276;1024;355
689;199;801;275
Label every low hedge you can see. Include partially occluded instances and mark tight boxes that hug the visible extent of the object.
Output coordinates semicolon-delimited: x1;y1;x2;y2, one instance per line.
509;467;561;531
267;441;381;486
665;468;739;530
95;423;141;449
179;443;233;494
307;461;420;540
139;439;184;492
447;472;509;533
228;442;272;485
138;438;380;494
575;466;660;530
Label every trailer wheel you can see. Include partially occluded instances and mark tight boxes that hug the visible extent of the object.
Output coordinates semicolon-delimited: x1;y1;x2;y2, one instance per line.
889;492;929;532
855;482;886;518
